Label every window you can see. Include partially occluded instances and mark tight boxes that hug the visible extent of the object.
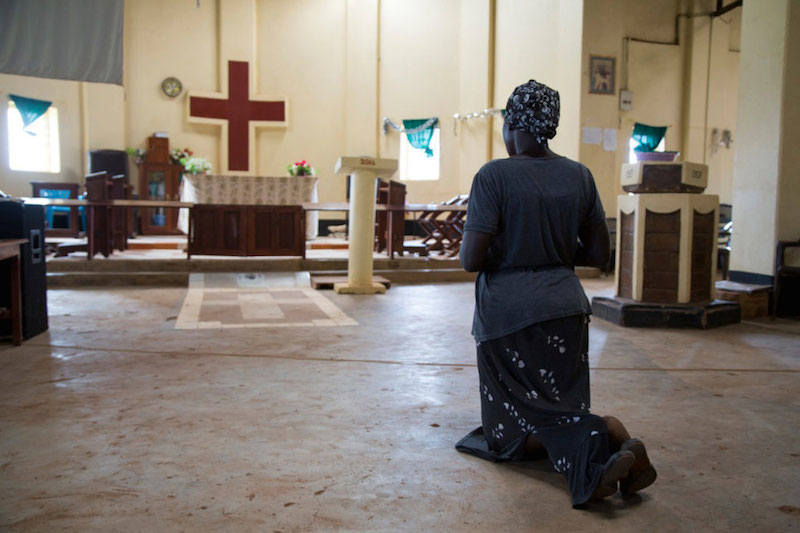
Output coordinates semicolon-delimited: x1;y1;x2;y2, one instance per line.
7;101;61;173
628;136;665;164
399;127;440;181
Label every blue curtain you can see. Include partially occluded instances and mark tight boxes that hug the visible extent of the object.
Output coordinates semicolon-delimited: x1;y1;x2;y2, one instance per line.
403;118;438;157
632;122;667;152
9;94;51;132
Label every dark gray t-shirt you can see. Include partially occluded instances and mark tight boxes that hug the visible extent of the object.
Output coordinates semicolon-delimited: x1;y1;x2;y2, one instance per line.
464;155;605;341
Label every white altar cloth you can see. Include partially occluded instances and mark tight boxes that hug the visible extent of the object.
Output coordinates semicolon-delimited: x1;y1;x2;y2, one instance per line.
178;174;319;240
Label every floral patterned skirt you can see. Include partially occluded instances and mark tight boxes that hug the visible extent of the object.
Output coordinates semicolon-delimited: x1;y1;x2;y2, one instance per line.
456;314;610;506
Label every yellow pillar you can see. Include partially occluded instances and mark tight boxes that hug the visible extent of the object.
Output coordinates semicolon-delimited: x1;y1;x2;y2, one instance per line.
333;156;398;294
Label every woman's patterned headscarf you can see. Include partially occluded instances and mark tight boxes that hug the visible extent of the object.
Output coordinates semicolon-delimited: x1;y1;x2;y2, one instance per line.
504;80;560;144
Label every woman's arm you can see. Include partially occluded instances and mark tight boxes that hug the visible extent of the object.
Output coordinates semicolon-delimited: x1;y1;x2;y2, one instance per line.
575;218;611;268
460;230;493;272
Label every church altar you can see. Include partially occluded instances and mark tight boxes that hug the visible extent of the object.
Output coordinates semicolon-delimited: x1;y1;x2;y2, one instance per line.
178;174;319;240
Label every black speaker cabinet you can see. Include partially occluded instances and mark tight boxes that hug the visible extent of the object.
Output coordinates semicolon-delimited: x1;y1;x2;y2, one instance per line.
0;201;48;340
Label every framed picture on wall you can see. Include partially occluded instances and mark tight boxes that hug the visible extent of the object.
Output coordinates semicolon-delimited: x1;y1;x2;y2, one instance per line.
589;56;615;95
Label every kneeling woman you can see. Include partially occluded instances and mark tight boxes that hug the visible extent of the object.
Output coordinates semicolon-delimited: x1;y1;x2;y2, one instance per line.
456;80;656;507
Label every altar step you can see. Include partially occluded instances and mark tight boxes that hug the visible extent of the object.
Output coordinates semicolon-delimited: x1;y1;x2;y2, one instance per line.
45;256;460;273
47;272;190;287
45;256;602;287
46;268;477;287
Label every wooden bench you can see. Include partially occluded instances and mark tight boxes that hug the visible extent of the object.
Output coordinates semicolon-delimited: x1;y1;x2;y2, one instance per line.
31;181;81;238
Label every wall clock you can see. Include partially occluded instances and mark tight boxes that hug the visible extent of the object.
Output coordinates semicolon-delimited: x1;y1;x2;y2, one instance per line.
161;77;183;98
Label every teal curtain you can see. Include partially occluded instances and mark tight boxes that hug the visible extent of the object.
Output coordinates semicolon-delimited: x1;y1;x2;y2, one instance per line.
9;94;51;132
632;122;667;152
403;118;438;157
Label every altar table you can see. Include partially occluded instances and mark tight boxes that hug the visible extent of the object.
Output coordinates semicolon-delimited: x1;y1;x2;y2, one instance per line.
178;174;318;240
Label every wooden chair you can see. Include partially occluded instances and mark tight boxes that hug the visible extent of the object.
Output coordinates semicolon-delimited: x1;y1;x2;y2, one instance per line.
772;240;800;319
54;172;113;259
417;194;469;257
85;172;114;260
30;181;81;237
374;179;406;258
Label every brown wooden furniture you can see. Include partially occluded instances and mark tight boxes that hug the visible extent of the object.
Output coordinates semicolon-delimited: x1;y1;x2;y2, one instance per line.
188;205;305;258
0;238;26;346
88;149;130;184
148;136;169;164
306;202;466;257
85;172;114;260
30;181;81;237
375;179;406;258
138;136;182;235
110;175;131;251
417;194;469;257
615;194;718;304
715;281;771;320
772;240;800;319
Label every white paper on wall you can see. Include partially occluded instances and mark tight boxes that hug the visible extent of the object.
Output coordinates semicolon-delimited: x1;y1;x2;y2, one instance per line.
581;127;602;145
603;129;617;151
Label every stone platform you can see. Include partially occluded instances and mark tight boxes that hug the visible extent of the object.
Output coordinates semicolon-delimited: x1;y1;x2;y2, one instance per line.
591;296;741;329
44;235;603;287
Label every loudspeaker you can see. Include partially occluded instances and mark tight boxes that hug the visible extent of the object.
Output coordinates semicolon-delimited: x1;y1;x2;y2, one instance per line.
0;201;48;340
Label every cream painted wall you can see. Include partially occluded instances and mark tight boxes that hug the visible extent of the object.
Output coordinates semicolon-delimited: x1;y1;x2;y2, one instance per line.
704;15;739;203
375;0;583;203
491;0;584;163
556;0;585;162
86;83;125;152
730;0;790;276
493;0;559;161
125;0;219;193
456;0;490;194
344;0;379;158
579;0;682;214
378;0;462;203
579;0;741;214
255;0;348;206
0;75;82;195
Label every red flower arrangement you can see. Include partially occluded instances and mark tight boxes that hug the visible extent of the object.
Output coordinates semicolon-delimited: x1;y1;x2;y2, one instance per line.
287;159;316;176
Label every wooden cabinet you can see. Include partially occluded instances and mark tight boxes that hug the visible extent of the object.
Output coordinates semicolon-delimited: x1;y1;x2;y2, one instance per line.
189;205;305;257
138;161;182;234
248;206;306;256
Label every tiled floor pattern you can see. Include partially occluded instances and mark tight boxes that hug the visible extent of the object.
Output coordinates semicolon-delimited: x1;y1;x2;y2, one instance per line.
174;272;357;329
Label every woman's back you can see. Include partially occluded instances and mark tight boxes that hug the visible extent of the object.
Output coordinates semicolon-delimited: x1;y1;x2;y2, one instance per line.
464;154;606;342
465;155;605;271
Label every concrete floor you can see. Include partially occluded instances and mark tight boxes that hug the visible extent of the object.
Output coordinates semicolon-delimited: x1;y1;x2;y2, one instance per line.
1;278;799;531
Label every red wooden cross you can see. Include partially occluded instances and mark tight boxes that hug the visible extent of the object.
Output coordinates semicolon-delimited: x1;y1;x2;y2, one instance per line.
189;60;286;172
